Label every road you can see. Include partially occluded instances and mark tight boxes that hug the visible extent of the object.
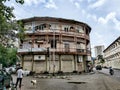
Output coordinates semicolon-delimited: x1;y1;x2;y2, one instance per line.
10;70;120;90
11;71;120;90
95;68;120;81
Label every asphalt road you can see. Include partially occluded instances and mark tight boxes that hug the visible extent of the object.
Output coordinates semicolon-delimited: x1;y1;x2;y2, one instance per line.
9;71;120;90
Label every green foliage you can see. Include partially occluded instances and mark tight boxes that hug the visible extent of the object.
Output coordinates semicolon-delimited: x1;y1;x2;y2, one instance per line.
0;44;18;67
0;0;25;47
0;0;24;66
17;21;25;41
16;0;24;4
97;55;105;64
0;0;24;34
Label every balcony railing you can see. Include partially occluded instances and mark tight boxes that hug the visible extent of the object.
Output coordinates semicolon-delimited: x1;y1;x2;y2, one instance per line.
18;48;47;53
24;30;88;39
18;47;91;55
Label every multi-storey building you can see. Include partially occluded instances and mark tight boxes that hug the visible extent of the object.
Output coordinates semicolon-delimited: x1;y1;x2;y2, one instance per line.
94;45;104;58
103;36;120;69
17;17;91;73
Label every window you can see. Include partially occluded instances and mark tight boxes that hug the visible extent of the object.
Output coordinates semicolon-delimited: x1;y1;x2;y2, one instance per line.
38;45;40;48
70;26;74;29
64;43;70;52
38;56;41;59
77;42;81;49
35;24;46;31
51;40;57;48
64;27;69;32
77;26;84;33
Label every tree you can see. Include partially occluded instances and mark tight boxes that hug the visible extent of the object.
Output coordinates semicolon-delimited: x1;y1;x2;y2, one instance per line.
0;0;24;47
0;44;18;67
0;0;24;67
97;55;105;65
0;44;8;67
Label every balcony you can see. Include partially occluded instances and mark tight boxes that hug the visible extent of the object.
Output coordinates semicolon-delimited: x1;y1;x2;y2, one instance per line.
18;47;90;55
24;30;89;40
18;48;47;53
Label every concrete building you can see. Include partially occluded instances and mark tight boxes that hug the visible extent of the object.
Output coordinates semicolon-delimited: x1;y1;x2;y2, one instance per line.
103;36;120;69
17;17;91;73
94;45;105;58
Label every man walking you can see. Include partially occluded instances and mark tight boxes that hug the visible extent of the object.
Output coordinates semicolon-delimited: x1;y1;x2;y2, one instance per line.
15;67;24;89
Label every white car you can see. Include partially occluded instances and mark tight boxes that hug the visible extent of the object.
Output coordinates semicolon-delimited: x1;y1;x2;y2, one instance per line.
23;70;30;76
5;67;16;74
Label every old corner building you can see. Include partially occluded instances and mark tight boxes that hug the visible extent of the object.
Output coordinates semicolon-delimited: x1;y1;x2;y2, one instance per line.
17;17;92;73
103;36;120;69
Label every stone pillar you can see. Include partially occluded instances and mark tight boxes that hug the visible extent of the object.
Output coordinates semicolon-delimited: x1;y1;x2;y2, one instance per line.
83;55;87;72
21;55;24;69
73;55;77;73
31;54;34;72
58;55;63;73
46;55;48;71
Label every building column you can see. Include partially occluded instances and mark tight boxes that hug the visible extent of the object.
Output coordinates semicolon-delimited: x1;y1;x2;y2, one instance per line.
31;54;34;72
21;55;24;69
83;55;87;72
58;55;63;73
73;55;77;73
45;55;49;73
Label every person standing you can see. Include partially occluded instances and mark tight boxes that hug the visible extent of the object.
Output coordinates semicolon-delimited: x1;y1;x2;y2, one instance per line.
15;67;24;89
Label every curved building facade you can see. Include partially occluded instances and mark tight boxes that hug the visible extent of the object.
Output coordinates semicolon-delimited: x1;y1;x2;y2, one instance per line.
18;17;91;73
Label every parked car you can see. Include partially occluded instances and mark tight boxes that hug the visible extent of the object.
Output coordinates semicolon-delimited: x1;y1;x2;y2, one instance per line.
0;70;13;89
96;65;102;70
5;66;16;74
103;66;108;69
23;69;30;76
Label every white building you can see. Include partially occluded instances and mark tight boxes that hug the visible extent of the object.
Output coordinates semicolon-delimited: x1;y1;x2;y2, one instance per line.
103;36;120;69
94;45;105;58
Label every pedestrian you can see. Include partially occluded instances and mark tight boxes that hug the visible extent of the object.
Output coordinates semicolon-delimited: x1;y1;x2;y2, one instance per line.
15;67;24;89
109;67;114;75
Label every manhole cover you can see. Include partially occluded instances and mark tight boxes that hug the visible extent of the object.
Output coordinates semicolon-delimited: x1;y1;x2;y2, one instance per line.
68;82;86;84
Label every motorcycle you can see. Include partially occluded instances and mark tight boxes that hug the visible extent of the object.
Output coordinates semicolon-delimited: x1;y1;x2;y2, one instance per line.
109;68;114;75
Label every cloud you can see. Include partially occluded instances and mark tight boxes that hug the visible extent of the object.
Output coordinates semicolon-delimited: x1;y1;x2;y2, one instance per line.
89;0;106;8
87;0;95;3
98;12;120;31
112;17;120;31
24;0;58;9
45;0;58;9
70;0;83;9
98;12;116;24
74;2;80;8
24;0;46;6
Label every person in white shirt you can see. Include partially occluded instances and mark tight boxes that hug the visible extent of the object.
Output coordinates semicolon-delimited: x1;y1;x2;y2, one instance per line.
15;67;24;88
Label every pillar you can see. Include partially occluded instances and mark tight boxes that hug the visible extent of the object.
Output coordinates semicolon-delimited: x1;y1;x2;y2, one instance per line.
31;54;34;72
83;55;87;72
73;55;77;73
21;55;24;69
58;55;62;72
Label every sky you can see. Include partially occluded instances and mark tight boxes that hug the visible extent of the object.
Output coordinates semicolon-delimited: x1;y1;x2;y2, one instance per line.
6;0;120;56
